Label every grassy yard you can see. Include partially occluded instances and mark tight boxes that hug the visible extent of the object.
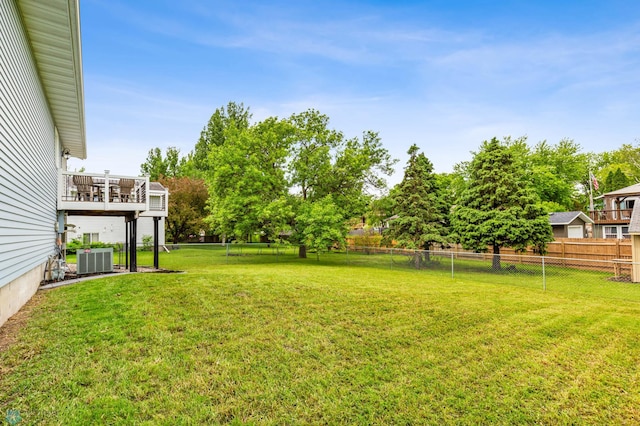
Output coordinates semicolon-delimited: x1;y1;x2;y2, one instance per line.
2;246;640;424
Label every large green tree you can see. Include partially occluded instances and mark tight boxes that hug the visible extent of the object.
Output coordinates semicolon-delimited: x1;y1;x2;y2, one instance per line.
385;145;449;266
596;143;640;185
203;108;395;257
448;137;590;212
287;109;396;257
140;146;184;180
451;138;552;270
528;139;589;211
206;117;293;242
189;101;251;176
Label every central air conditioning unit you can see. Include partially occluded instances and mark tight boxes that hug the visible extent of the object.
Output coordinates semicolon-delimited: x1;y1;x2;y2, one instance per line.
77;248;114;275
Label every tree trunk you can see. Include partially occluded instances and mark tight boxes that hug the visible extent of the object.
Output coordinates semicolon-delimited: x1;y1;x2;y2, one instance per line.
424;244;431;262
299;244;307;259
492;244;501;271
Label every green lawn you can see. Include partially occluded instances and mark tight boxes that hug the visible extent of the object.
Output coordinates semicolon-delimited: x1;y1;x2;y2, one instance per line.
2;246;640;424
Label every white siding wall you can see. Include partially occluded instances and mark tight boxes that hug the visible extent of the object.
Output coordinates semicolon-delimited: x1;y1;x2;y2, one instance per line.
0;1;58;289
67;217;166;246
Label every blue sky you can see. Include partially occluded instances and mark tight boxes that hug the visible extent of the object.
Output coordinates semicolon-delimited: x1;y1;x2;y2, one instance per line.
72;0;640;185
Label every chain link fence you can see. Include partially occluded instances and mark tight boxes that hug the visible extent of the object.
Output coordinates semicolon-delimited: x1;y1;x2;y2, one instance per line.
161;243;640;299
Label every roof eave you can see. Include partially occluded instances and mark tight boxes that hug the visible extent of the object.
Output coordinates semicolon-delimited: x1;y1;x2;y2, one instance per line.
17;0;86;159
549;211;594;226
600;183;640;199
628;203;640;235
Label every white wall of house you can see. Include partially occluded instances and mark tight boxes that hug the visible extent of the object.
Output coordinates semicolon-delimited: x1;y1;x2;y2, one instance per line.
66;216;166;246
0;1;59;326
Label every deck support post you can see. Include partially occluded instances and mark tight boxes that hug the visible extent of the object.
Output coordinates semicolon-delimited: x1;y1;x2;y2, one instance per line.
127;215;137;272
125;218;129;269
153;217;160;269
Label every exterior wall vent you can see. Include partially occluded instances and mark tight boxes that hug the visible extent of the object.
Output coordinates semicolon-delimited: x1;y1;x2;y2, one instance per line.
77;248;113;275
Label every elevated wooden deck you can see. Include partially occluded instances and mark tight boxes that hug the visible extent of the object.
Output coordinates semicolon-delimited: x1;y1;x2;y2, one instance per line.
58;171;168;217
588;209;632;225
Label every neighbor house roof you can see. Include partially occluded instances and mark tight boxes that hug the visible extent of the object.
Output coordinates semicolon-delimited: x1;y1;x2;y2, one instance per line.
17;0;86;159
598;183;640;199
149;182;166;191
549;211;594;226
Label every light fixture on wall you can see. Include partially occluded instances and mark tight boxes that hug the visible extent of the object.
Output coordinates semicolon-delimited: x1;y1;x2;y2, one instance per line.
61;148;71;160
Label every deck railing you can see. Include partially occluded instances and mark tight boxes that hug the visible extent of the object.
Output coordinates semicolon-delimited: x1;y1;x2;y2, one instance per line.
588;209;633;223
59;171;149;211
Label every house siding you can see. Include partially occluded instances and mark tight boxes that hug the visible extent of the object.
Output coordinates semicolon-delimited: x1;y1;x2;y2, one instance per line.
67;216;166;246
0;0;57;290
552;226;567;239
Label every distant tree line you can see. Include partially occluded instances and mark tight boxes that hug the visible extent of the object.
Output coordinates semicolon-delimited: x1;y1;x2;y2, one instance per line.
141;102;395;258
140;101;640;265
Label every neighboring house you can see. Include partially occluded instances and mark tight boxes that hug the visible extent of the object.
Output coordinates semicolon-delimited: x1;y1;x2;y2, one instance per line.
589;183;640;239
628;203;640;282
380;215;399;233
549;212;594;239
1;0;85;326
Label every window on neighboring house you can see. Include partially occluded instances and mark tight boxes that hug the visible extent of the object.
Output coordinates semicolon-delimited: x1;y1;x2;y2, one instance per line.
604;226;618;239
82;233;99;245
150;195;164;210
620;200;635;219
622;226;630;239
604;226;630;239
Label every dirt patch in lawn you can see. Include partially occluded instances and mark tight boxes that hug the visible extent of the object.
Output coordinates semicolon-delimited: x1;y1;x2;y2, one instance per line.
0;291;46;353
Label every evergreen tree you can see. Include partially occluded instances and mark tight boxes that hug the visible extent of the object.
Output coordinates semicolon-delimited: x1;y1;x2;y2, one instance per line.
385;145;449;266
451;138;552;270
604;167;630;192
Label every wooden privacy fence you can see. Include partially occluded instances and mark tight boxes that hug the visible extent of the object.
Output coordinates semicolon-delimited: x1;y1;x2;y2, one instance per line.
348;238;634;275
440;238;632;275
487;238;631;262
349;238;632;261
346;245;634;277
347;238;632;275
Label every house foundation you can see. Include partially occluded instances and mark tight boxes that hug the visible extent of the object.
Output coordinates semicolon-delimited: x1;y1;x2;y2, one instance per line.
0;264;44;327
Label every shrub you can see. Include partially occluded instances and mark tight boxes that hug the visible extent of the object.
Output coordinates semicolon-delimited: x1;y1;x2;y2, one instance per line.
142;235;153;251
348;232;384;248
67;238;123;252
